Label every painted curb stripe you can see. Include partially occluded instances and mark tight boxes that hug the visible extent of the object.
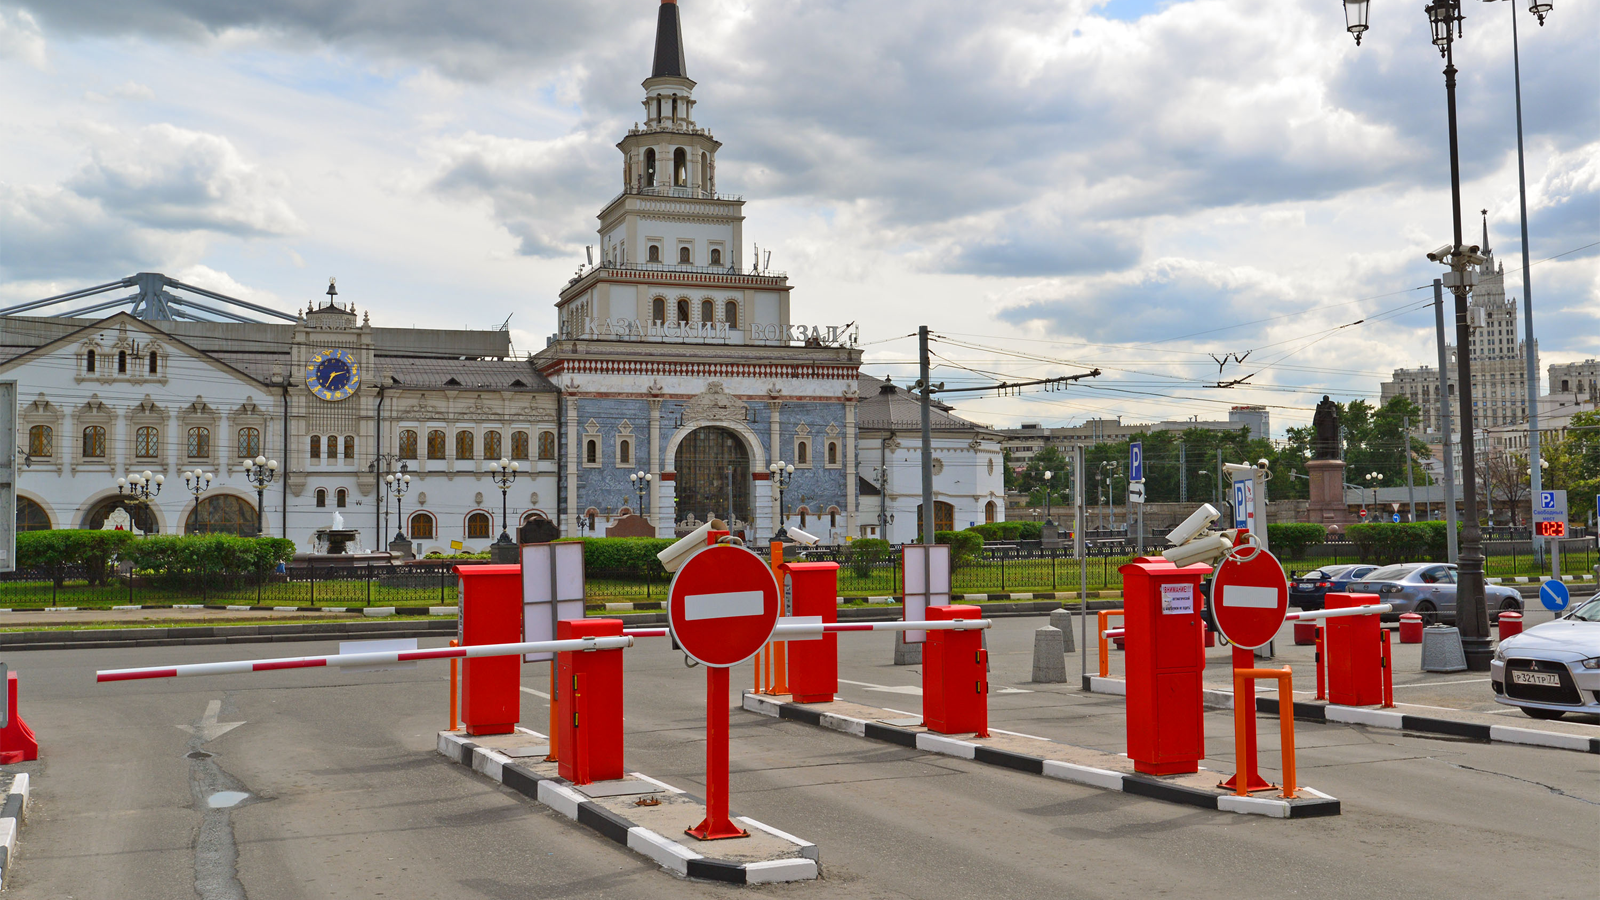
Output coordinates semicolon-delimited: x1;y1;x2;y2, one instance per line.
864;721;917;747
687;857;747;884
1121;776;1220;810
973;746;1045;774
1400;715;1491;741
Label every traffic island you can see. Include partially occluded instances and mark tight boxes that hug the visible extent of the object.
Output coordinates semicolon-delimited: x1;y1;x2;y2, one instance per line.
742;693;1340;819
0;772;31;888
437;729;819;884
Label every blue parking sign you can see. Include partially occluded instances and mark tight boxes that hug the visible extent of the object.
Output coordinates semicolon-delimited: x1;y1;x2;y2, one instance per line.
1540;579;1570;612
1130;442;1143;483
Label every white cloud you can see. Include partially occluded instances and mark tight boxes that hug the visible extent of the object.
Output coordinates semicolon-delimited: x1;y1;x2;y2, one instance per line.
0;7;44;68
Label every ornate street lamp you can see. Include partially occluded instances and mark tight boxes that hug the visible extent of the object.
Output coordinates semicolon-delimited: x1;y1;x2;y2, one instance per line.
1042;470;1055;523
117;470;164;502
1528;2;1552;26
385;466;412;542
1342;0;1370;45
184;468;214;534
487;457;520;545
769;460;795;541
241;456;279;537
629;470;653;519
1365;472;1384;516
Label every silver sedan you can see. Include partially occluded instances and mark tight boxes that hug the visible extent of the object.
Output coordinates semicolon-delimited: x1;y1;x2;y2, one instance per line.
1345;563;1524;624
1491;597;1600;720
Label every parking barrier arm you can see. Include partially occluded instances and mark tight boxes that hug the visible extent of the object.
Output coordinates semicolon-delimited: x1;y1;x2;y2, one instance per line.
623;619;991;641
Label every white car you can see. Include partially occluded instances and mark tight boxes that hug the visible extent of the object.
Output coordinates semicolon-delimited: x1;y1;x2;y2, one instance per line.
1490;597;1600;720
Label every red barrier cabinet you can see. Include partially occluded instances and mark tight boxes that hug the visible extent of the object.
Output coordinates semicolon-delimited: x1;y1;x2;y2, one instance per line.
922;605;988;735
1120;559;1211;776
1325;592;1383;707
557;618;626;784
780;561;840;703
457;564;523;736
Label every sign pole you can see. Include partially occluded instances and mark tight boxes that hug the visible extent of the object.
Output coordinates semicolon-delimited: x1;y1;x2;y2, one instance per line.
688;664;746;840
1220;644;1271;792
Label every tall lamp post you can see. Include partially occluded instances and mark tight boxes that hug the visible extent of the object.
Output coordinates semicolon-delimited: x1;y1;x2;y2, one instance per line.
629;470;653;520
385;467;412;543
487;457;520;546
184;468;214;534
1341;0;1539;669
769;460;795;541
1365;472;1384;518
1042;470;1055;523
241;456;278;537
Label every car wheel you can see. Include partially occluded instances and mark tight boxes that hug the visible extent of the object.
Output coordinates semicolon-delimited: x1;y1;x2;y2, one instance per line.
1492;596;1520;625
1521;707;1567;721
1414;600;1439;626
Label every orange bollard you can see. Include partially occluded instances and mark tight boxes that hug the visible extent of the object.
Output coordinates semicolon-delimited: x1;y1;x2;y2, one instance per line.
1314;627;1325;701
773;642;789;696
1231;667;1297;799
1380;629;1395;709
449;640;459;731
1096;609;1124;678
546;660;560;763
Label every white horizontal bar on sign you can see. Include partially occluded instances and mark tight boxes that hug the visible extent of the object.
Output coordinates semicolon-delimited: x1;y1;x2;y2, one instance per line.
685;590;765;621
1221;585;1279;609
1285;603;1392;622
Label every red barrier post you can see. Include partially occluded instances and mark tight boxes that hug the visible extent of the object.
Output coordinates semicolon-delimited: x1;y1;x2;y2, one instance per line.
448;640;459;732
1398;612;1424;644
922;605;988;735
1325;593;1383;707
1314;628;1326;701
1380;629;1395;709
780;561;840;703
557;618;625;785
1293;622;1318;645
0;671;40;764
457;565;523;736
1497;611;1523;639
1119;559;1209;777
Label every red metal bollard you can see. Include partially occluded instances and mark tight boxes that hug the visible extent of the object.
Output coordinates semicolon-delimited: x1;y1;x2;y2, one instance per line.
1380;630;1395;708
1202;624;1216;648
0;671;40;763
457;565;523;736
1293;622;1318;646
1120;559;1209;777
1497;611;1524;640
1326;593;1383;706
557;618;626;785
1398;612;1424;644
1314;628;1326;701
781;561;840;703
922;605;988;736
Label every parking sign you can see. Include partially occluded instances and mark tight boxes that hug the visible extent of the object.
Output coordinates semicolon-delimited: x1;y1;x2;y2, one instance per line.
1130;442;1144;483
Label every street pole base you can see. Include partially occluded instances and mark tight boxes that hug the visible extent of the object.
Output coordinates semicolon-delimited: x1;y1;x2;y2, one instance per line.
1219;773;1276;793
686;819;750;841
1461;637;1495;672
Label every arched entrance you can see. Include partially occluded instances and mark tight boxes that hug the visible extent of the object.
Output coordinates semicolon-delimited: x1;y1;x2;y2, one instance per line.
186;495;258;536
17;496;52;531
82;496;160;534
673;426;750;528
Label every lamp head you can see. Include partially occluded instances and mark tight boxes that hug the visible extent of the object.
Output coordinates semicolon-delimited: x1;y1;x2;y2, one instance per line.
1343;0;1370;45
268;460;278;470
1528;2;1551;26
154;474;165;485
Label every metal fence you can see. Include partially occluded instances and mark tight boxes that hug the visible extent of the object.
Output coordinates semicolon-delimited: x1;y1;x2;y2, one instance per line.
0;563;466;608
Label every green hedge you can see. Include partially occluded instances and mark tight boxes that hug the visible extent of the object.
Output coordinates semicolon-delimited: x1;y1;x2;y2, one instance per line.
965;521;1043;542
935;530;984;570
121;534;297;580
843;538;892;578
1266;523;1327;560
17;530;134;586
1344;522;1448;564
568;537;676;580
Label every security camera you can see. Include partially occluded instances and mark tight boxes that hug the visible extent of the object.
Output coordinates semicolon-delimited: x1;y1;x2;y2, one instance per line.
1161;532;1236;568
1426;243;1455;263
656;518;727;573
1256;458;1270;470
787;527;821;546
1167;504;1221;547
1222;463;1256;478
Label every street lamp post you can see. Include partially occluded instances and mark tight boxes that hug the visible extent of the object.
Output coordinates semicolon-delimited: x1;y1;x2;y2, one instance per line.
769;460;795;541
117;470;164;502
1365;472;1384;518
385;466;412;543
184;468;214;534
1343;0;1541;669
487;457;520;546
1042;470;1054;523
629;470;653;521
241;456;279;537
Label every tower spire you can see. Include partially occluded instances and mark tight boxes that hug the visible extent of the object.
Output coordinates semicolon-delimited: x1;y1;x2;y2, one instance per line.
1480;208;1490;253
652;0;687;79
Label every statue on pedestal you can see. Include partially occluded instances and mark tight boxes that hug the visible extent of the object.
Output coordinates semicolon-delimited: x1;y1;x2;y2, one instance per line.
1312;396;1341;460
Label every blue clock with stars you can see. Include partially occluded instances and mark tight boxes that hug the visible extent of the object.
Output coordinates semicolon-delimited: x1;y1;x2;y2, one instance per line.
306;348;360;401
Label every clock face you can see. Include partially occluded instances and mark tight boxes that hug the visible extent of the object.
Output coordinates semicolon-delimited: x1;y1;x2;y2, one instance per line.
306;348;360;401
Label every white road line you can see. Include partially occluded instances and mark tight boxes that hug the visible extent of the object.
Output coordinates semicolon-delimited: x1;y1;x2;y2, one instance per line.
1391;679;1490;688
990;727;1050;741
838;678;923;695
520;686;551;700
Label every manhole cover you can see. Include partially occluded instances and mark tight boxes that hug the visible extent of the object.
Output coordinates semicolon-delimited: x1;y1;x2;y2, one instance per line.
187;751;213;760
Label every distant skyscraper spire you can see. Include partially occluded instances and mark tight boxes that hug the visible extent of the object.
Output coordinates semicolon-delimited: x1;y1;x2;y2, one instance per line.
653;0;688;79
1481;208;1491;254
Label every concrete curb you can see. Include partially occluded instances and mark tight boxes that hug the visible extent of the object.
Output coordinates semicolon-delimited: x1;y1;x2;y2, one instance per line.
743;694;1339;820
1082;676;1600;755
0;773;31;888
0;618;458;652
437;732;818;883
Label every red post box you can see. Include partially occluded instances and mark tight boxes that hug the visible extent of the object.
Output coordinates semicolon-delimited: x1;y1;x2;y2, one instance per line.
779;561;840;703
1119;559;1210;776
457;564;523;736
557;618;625;784
922;605;987;736
1325;593;1383;706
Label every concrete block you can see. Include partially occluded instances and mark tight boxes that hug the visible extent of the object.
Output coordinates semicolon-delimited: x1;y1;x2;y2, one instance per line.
1031;626;1069;683
1048;608;1076;653
893;632;922;665
1420;625;1467;673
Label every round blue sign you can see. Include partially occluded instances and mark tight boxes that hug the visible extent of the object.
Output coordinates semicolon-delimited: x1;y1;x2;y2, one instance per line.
1539;579;1570;612
1392;514;1401;523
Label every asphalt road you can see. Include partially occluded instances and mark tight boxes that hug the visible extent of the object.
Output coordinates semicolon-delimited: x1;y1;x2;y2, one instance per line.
4;618;1597;899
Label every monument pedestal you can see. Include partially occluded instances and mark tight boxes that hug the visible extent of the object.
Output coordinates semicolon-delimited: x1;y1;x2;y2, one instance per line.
1306;459;1350;527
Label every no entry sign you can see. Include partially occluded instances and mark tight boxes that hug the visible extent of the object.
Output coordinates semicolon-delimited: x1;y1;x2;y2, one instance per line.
1210;547;1289;650
668;544;781;668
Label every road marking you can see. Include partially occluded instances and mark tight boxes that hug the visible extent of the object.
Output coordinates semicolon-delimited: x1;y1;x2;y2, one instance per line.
177;699;245;743
990;727;1049;741
995;688;1033;694
1391;678;1490;689
520;686;551;700
838;678;922;696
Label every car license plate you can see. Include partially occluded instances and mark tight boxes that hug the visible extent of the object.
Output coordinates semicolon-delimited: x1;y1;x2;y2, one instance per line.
1511;671;1560;687
1293;584;1310;591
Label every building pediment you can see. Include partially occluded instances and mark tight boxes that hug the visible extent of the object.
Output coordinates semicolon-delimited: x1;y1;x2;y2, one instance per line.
683;381;746;421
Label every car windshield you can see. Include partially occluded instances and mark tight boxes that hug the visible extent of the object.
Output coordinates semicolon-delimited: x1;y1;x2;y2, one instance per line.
1566;599;1600;623
1363;565;1417;582
1299;570;1330;580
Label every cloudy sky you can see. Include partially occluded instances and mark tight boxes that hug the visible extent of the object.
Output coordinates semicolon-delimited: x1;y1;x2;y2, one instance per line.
2;0;1595;437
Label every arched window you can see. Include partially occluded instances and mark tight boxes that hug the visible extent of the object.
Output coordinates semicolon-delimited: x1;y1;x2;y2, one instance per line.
827;441;838;466
148;351;158;374
409;512;435;539
427;430;446;459
799;506;809;528
725;300;738;327
187;427;210;458
679;245;692;264
17;496;51;532
830;506;840;528
309;435;321;459
327;435;338;459
701;299;714;321
237;427;261;458
511;431;530;459
648;244;661;262
335;488;347;508
185;495;257;536
701;151;709;188
652;297;666;323
82;425;107;458
677;299;690;323
455;430;474;459
343;435;355;460
673;147;687;187
315;488;327;508
135;426;158;458
644;148;656;186
466;512;492;539
710;248;722;266
85;349;96;373
671;96;678;119
619;439;631;465
917;501;955;535
27;425;52;458
985;500;998;524
483;430;502;460
538;432;556;460
796;441;809;466
586;439;598;464
399;429;418;459
117;351;127;374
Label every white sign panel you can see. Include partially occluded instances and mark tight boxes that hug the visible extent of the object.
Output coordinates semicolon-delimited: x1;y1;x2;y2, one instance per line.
901;544;951;644
1160;583;1195;615
1128;482;1146;504
1533;490;1568;524
522;541;587;662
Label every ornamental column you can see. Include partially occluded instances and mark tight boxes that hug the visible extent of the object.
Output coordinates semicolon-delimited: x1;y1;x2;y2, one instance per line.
648;395;664;537
844;385;858;536
767;395;782;536
565;390;580;536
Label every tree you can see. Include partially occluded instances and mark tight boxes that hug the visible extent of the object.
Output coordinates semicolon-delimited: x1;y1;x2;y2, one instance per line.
1544;411;1600;512
1337;396;1433;488
1015;445;1069;506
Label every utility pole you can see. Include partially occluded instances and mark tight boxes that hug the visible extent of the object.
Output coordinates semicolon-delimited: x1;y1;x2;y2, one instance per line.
918;325;935;545
1075;445;1088;688
1404;415;1417;523
1435;280;1459;563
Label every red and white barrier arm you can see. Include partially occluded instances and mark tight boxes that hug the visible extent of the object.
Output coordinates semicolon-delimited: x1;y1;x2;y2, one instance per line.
625;619;991;640
1102;604;1392;639
97;635;635;683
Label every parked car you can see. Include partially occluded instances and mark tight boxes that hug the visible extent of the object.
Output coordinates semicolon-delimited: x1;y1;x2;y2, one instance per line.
1491;597;1600;720
1345;563;1523;623
1289;564;1380;611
